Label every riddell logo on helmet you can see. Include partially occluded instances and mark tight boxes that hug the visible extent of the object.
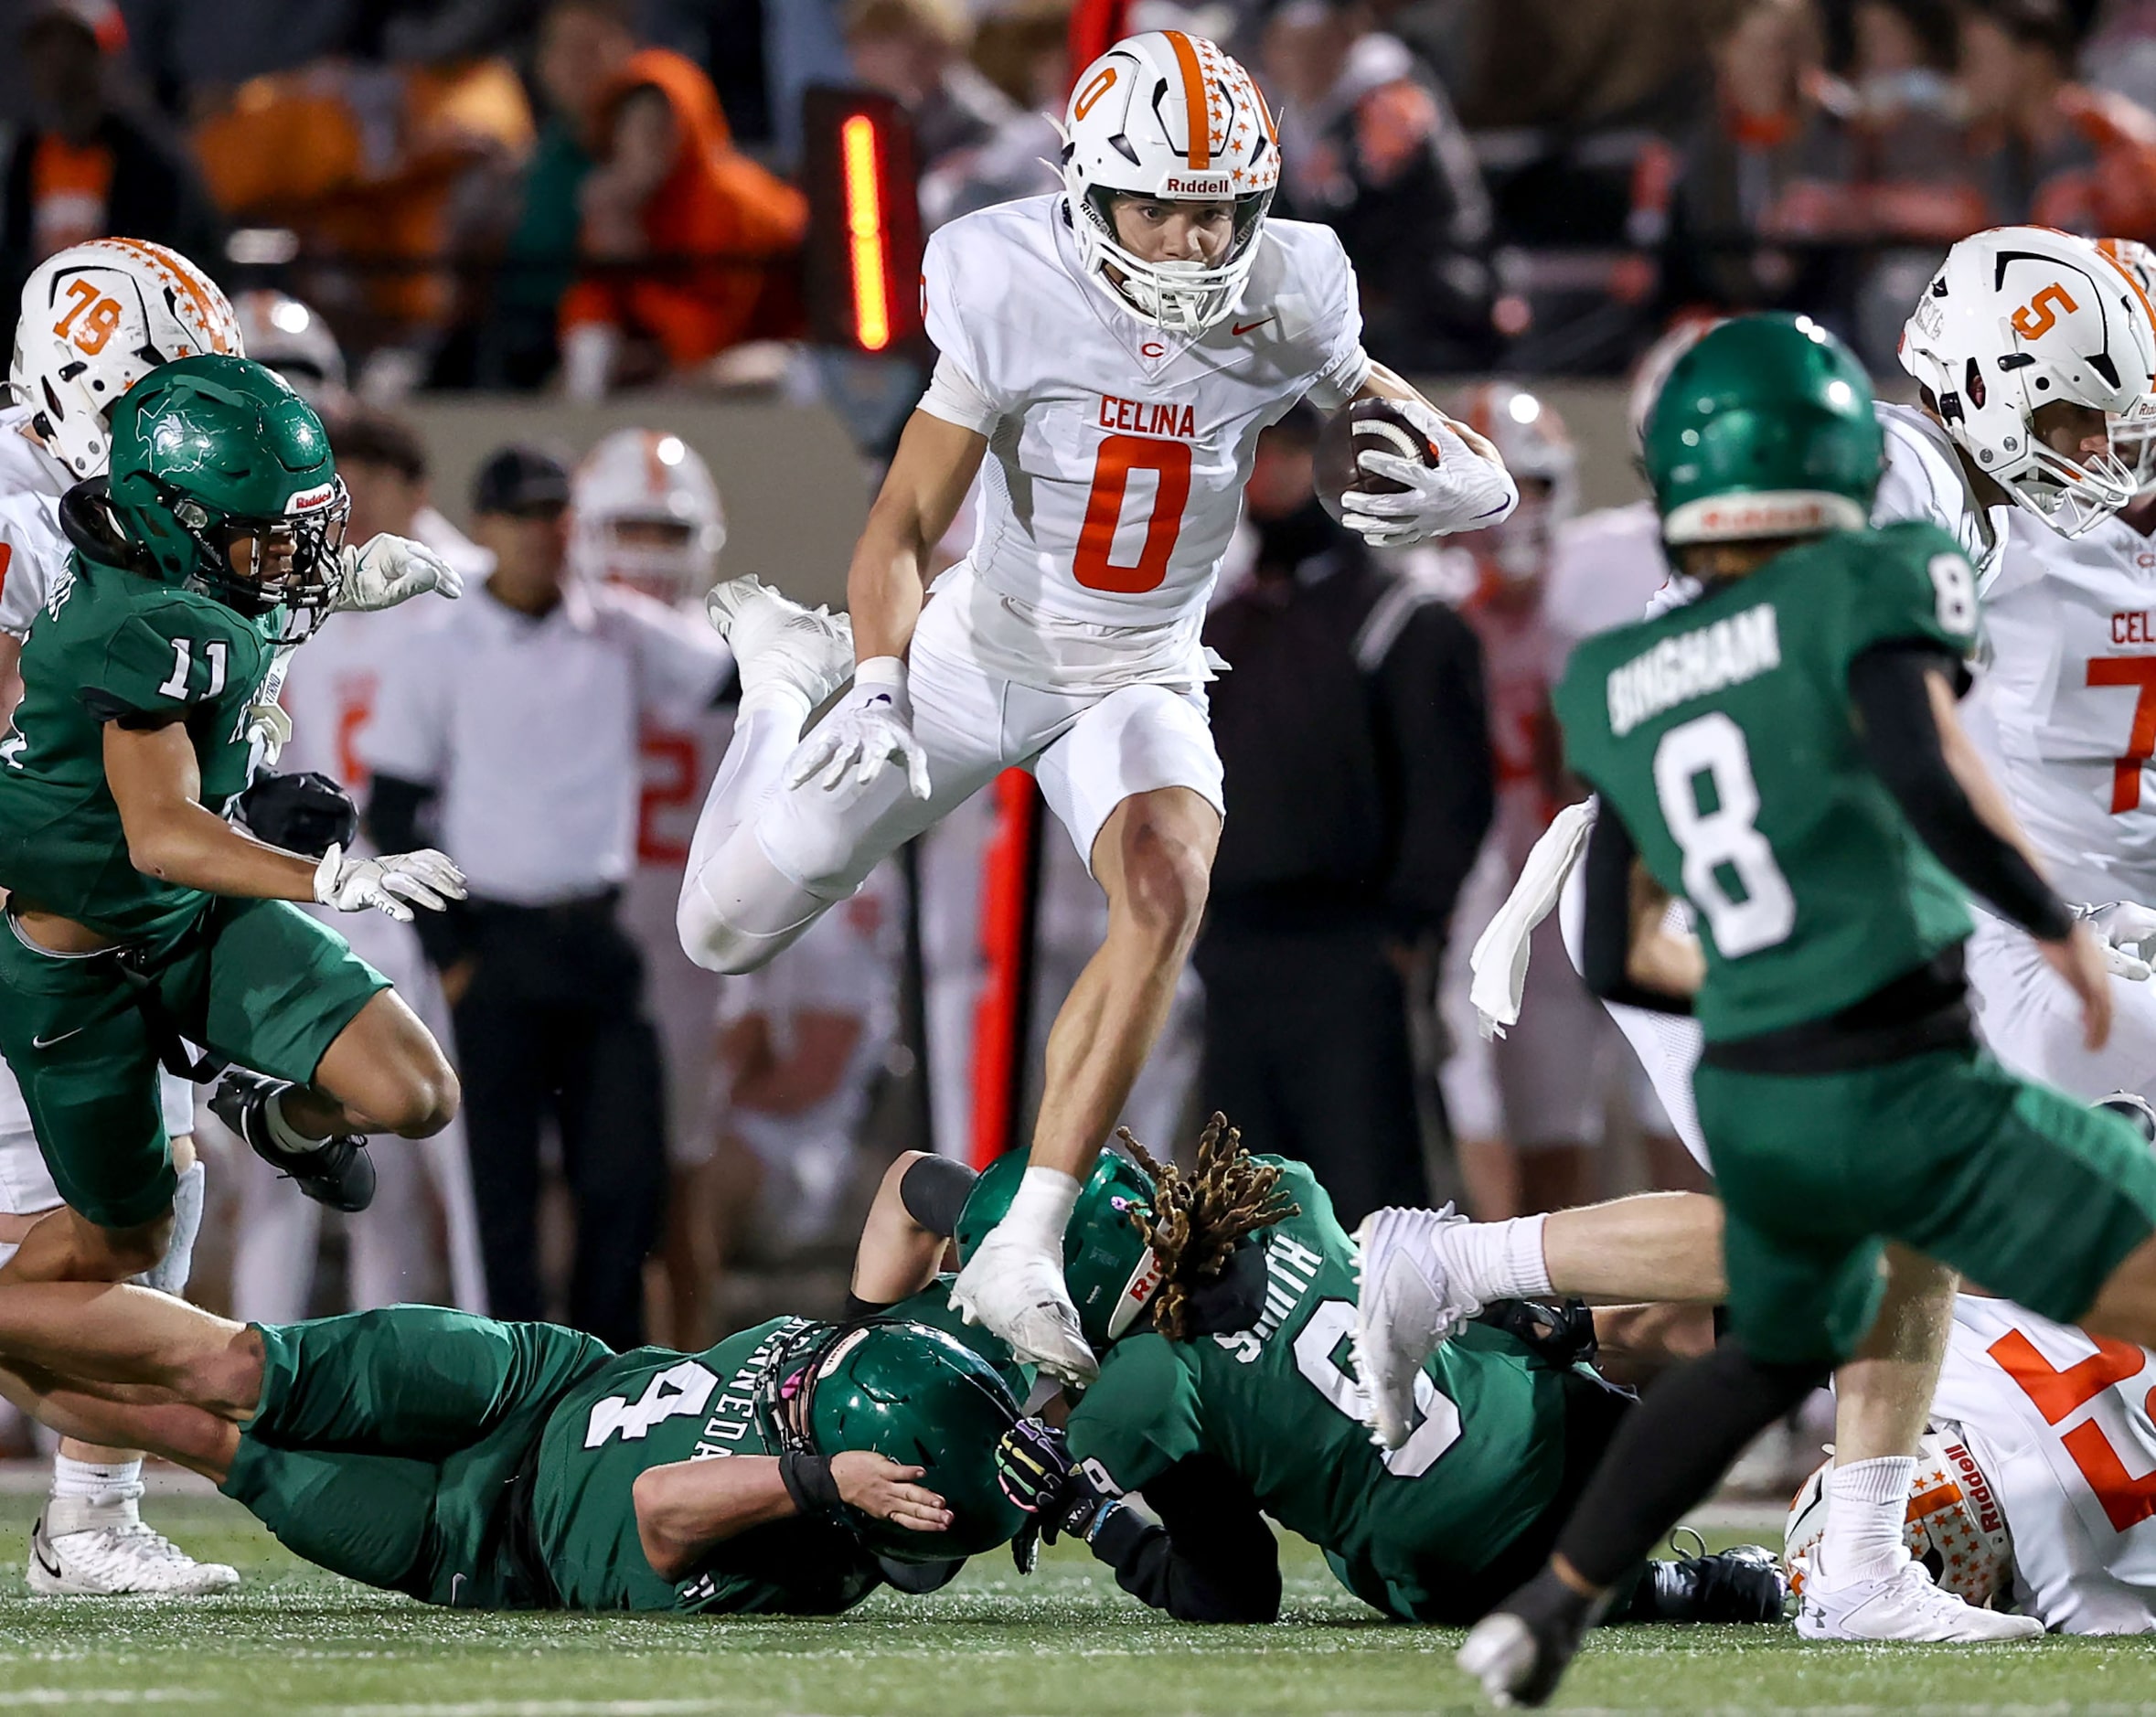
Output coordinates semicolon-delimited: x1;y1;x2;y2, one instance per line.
285;483;337;514
1163;175;1233;197
1943;1438;2004;1536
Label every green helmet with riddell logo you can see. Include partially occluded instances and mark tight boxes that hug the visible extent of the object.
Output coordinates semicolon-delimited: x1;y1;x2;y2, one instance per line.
756;1317;1026;1565
102;353;347;626
1643;313;1884;547
954;1145;1162;1352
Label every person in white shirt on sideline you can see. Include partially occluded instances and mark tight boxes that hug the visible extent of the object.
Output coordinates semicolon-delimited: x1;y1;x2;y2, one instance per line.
361;445;732;1349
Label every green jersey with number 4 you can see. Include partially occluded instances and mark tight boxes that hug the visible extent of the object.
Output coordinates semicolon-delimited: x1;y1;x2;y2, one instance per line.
1553;519;1981;1042
0;555;280;942
1063;1159;1598;1621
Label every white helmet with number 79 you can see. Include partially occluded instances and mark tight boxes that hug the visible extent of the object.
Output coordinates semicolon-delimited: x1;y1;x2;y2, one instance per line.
1899;225;2156;537
571;428;726;607
10;238;242;479
1058;31;1280;337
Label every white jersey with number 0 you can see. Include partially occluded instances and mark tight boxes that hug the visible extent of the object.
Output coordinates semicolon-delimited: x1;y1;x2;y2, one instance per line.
1932;1296;2156;1633
918;195;1371;643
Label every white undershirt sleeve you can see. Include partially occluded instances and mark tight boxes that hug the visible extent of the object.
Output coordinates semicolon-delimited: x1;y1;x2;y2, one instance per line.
917;351;1003;438
1305;343;1374;412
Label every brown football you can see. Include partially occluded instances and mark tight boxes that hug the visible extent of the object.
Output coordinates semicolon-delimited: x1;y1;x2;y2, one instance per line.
1315;399;1441;527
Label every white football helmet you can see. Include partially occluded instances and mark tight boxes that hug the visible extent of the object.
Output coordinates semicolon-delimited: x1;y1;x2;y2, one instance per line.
1455;383;1576;581
1059;31;1279;336
1786;1429;2014;1609
2099;239;2156;495
1900;226;2156;537
1628;315;1724;455
234;290;347;408
10;238;242;479
571;428;725;606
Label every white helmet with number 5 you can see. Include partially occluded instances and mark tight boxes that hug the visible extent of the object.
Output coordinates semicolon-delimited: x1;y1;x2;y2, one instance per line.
1899;225;2156;537
10;238;242;479
571;428;726;607
1059;31;1279;336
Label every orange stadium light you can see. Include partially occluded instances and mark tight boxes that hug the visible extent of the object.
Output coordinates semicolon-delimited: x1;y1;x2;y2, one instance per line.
803;88;924;357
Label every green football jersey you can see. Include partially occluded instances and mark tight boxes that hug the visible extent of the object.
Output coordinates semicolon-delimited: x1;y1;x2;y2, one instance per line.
533;1316;884;1616
1553;520;1980;1041
1063;1160;1586;1619
0;556;281;942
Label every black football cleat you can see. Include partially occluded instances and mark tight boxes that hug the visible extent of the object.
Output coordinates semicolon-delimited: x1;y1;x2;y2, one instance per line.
1457;1567;1609;1709
1625;1541;1788;1624
210;1069;377;1214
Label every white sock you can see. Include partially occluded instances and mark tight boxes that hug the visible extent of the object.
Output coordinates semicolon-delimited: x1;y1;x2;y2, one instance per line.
1819;1455;1916;1584
48;1456;144;1532
265;1091;328;1155
999;1167;1081;1254
1439;1213;1552;1302
686;688;810;879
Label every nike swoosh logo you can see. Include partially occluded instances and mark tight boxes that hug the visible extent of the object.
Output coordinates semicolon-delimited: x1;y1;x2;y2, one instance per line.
1232;317;1274;336
32;1533;60;1581
30;1027;85;1050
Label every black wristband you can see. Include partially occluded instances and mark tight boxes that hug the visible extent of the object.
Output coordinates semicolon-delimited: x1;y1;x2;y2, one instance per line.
900;1153;979;1238
1085;1500;1147;1566
779;1449;844;1517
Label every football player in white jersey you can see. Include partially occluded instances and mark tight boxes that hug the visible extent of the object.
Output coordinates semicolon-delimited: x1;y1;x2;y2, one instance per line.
234;403;490;1324
1361;225;2156;1648
569;427;738;1335
0;239;241;1594
676;31;1517;1382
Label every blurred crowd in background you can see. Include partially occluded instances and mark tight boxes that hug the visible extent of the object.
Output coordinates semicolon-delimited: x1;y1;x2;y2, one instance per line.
1;0;2153;412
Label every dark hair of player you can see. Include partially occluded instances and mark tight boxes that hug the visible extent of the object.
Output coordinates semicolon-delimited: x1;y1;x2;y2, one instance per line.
1122;1114;1298;1340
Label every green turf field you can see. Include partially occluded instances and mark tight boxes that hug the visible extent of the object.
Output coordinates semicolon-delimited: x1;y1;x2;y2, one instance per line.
4;1491;2156;1714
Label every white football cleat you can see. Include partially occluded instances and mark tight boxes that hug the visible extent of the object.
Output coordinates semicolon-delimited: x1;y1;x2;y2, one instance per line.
1794;1552;2043;1642
950;1227;1099;1388
1352;1205;1482;1450
704;574;855;707
28;1511;240;1597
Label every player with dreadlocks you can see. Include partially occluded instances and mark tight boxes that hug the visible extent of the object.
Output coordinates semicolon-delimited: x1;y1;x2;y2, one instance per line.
876;1116;1783;1627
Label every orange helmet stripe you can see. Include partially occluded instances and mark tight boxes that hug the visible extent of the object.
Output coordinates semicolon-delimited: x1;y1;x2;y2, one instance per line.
91;236;236;353
1164;31;1211;170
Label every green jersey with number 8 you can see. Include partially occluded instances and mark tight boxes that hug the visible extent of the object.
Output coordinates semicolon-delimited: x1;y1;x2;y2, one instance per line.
1553;519;1981;1042
1063;1158;1616;1622
0;553;280;942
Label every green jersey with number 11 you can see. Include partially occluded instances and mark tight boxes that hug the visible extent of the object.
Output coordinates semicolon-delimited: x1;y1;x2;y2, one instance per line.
0;555;280;943
1553;519;1982;1042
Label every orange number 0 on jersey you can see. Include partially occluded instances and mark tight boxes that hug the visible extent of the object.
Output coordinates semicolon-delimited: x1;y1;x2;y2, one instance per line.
1074;434;1191;594
2087;655;2156;812
51;278;123;357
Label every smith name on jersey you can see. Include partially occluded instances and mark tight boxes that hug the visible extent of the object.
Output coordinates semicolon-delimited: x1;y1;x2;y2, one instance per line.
917;194;1370;632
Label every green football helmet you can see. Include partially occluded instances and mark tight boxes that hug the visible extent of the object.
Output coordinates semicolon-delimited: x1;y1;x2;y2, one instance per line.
756;1317;1026;1565
954;1145;1162;1352
1643;314;1884;547
103;353;347;627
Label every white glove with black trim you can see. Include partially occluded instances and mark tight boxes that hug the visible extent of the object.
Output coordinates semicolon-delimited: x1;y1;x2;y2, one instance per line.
336;533;464;613
2083;901;2156;981
1339;399;1520;549
784;656;932;801
314;843;468;922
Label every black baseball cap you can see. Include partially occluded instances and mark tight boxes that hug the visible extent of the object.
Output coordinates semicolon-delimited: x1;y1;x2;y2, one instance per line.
472;444;571;517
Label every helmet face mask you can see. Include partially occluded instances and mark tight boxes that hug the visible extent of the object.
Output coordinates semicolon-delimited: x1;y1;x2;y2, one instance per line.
1059;32;1280;337
159;480;350;625
1900;226;2156;539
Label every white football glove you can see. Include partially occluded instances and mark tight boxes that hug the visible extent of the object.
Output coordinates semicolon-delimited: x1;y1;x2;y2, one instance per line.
1339;399;1520;549
314;843;468;923
2084;901;2156;981
784;656;932;801
244;700;292;773
336;533;465;613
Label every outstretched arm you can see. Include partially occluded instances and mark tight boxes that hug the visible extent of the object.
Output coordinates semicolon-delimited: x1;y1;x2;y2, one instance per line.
846;411;987;666
634;1450;952;1582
